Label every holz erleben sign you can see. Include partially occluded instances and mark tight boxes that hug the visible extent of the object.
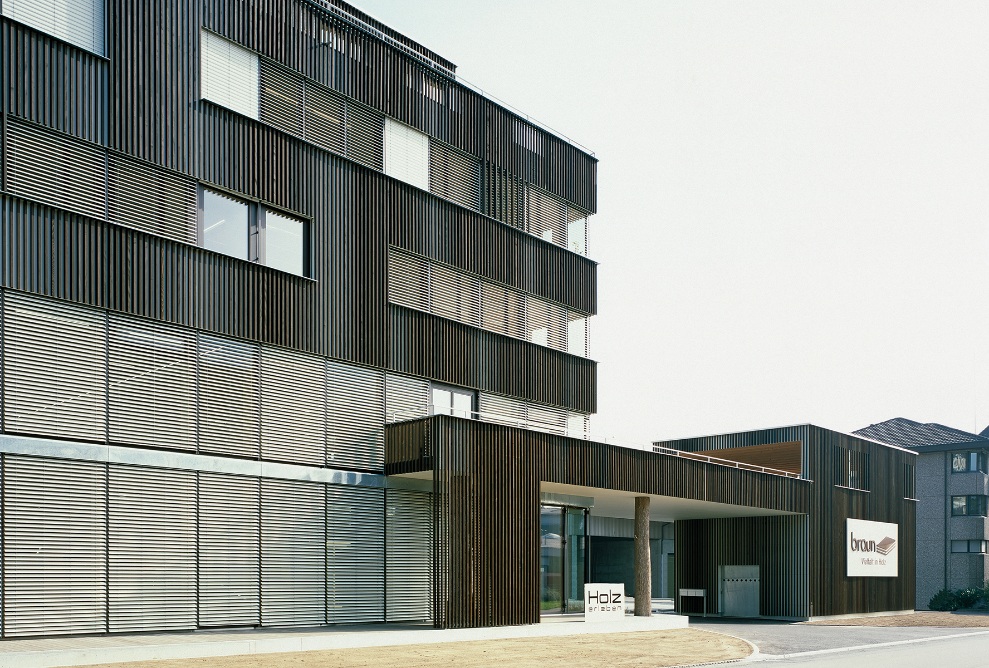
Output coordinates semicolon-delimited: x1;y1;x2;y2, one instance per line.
584;583;624;621
846;518;898;577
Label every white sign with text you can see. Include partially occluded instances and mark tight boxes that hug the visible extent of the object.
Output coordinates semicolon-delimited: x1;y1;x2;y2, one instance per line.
584;583;625;621
846;518;898;577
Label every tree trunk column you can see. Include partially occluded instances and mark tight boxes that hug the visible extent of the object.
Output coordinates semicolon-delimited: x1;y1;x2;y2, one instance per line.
634;496;652;617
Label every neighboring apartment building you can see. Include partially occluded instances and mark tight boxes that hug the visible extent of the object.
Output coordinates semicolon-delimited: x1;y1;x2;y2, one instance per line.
0;0;915;638
854;418;988;608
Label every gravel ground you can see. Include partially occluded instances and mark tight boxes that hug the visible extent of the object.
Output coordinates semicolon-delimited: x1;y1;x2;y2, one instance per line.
74;629;751;668
805;611;989;627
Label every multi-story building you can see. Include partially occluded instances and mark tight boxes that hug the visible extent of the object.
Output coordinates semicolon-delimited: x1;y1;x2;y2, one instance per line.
0;0;915;639
854;418;989;607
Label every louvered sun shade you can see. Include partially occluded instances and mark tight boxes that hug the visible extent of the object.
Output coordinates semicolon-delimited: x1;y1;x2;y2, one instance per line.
108;466;197;632
198;334;261;458
429;140;481;210
108;315;198;451
327;486;385;623
3;457;107;637
3;291;107;441
261;479;326;626
201;30;259;120
2;0;105;55
5;117;106;220
326;361;385;471
478;392;590;439
260;60;304;137
527;186;568;246
199;473;260;627
386;489;433;622
385;373;430;423
108;154;198;243
384;119;429;190
261;347;326;466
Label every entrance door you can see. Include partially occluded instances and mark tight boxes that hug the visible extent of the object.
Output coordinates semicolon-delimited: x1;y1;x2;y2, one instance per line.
540;504;588;614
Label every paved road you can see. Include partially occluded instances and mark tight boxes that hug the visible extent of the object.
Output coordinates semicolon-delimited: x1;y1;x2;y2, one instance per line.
690;618;981;655
748;631;989;666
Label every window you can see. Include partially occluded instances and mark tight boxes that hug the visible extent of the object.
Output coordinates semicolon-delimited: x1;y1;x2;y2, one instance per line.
834;447;870;490
430;384;474;419
384;119;429;190
200;188;309;276
951;495;988;517
951;451;987;474
201;29;259;120
950;540;989;553
2;0;104;55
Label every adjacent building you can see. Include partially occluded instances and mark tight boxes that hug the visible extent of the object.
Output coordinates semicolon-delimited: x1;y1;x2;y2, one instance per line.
0;0;916;639
854;418;989;607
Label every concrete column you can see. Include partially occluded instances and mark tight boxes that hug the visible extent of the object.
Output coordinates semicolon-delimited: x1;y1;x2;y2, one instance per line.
634;496;652;617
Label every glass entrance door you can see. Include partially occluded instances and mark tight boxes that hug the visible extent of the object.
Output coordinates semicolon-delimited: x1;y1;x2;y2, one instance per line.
540;504;588;614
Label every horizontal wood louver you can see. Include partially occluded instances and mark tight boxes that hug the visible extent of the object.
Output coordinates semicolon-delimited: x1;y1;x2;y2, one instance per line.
388;250;430;312
259;60;304;137
107;154;198;243
477;393;527;428
386;489;433;622
527;403;569;434
201;29;259;120
346;101;385;171
326;485;385;623
527;186;568;246
198;334;261;459
480;283;526;339
484;163;525;230
304;84;347;155
260;347;325;466
108;465;197;632
199;472;260;627
385;373;430;422
6;117;106;219
429;139;481;210
384;119;430;190
108;314;197;451
326;361;385;471
429;263;480;326
2;0;105;55
3;456;107;637
261;479;326;627
3;292;107;441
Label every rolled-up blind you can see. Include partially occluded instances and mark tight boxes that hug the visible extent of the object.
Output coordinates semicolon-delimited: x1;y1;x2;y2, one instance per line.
386;489;433;622
108;314;197;451
201;29;259;120
108;465;197;632
3;456;108;637
2;0;104;55
3;292;107;441
199;472;260;627
6;117;106;220
198;334;261;458
261;479;326;626
327;485;384;623
261;347;326;466
108;154;198;243
326;361;385;471
384;118;429;190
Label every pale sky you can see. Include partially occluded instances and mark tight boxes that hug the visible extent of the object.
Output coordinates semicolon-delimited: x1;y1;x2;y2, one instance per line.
358;0;989;445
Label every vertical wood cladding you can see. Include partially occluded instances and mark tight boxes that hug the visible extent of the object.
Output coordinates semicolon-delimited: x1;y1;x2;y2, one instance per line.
388;305;596;413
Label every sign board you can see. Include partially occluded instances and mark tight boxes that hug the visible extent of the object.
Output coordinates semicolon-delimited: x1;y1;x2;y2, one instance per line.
846;518;898;577
584;583;624;621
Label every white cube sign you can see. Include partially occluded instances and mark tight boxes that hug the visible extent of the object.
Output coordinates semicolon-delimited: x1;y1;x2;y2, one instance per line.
584;583;625;621
846;518;898;577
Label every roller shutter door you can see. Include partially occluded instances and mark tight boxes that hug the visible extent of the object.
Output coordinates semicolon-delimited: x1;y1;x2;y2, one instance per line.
199;473;260;627
5;117;106;219
386;489;433;622
3;292;107;441
199;334;260;458
108;154;198;243
326;485;384;623
260;347;325;466
3;456;107;637
108;465;197;632
326;361;384;471
385;373;429;423
261;479;326;626
108;315;197;450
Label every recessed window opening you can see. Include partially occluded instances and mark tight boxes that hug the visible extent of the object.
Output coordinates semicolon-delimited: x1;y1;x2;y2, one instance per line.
951;451;987;474
431;384;475;419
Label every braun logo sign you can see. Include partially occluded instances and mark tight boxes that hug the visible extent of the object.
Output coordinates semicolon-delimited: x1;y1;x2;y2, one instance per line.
584;583;624;621
846;518;898;577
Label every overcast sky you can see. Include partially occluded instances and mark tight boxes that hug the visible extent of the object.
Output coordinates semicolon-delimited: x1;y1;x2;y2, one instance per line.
358;0;989;445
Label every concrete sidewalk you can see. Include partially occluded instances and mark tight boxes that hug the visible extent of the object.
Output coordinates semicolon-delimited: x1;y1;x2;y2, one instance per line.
0;613;688;668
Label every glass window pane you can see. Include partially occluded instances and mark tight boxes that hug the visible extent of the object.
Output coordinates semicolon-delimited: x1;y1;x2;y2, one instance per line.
203;190;249;260
952;496;966;515
431;388;452;415
265;211;306;275
451;391;472;418
951;540;967;553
